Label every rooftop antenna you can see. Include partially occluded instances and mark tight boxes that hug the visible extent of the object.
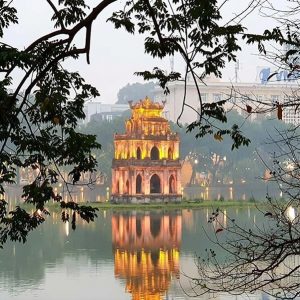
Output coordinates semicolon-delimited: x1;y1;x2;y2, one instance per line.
170;55;174;73
234;59;240;83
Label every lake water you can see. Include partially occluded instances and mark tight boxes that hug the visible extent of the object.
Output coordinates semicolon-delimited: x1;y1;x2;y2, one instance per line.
0;207;274;300
3;181;281;205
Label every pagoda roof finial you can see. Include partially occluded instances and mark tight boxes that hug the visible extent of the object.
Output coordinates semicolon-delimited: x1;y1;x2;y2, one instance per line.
131;96;165;110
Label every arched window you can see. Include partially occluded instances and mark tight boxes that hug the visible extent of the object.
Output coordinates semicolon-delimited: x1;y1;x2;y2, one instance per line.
136;147;141;160
136;174;142;194
150;146;159;160
125;180;129;194
116;180;120;194
150;174;161;194
168;147;173;159
169;175;176;194
138;120;142;134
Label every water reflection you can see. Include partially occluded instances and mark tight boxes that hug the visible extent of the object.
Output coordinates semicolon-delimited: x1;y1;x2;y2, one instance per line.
184;183;280;201
112;212;182;299
0;208;277;300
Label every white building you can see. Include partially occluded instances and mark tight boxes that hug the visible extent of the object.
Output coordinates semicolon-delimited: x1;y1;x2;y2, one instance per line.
82;101;129;123
154;72;300;125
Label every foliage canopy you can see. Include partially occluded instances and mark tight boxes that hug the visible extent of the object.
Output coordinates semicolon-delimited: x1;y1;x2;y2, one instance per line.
0;0;256;247
1;1;300;298
116;82;155;104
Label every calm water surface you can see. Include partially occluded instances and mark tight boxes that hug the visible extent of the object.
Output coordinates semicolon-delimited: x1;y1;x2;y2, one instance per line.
0;208;271;300
3;182;280;204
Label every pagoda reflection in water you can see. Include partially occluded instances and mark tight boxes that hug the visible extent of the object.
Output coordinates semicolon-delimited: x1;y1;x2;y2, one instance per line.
112;211;182;300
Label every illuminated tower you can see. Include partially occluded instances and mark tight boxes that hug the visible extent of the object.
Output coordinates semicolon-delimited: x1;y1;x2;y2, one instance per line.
111;97;182;203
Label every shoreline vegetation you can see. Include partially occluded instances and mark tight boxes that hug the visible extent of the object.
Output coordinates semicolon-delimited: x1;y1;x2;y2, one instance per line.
17;199;266;211
89;199;261;210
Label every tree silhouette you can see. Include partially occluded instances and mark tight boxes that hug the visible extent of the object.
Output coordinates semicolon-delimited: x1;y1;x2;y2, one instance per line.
0;2;300;282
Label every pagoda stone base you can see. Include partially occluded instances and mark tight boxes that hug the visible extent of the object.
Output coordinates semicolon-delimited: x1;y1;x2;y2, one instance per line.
111;194;182;204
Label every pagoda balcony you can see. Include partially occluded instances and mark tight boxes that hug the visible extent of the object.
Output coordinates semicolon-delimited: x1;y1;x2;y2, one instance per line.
114;132;179;141
112;158;181;167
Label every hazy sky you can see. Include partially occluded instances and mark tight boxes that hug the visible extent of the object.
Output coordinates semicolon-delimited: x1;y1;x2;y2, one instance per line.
3;0;279;104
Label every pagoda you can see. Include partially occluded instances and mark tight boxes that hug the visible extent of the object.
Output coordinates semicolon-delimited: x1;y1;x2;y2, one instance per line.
111;97;182;203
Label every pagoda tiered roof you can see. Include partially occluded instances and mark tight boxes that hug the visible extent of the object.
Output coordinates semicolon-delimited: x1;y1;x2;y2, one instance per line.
129;97;167;120
129;96;166;111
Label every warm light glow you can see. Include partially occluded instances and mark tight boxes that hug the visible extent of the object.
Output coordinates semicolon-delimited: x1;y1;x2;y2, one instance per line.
112;97;182;199
65;221;69;237
114;142;179;160
286;206;296;222
114;249;180;299
112;212;181;299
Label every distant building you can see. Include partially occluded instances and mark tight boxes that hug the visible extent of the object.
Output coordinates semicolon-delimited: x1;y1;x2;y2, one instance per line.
82;101;129;123
111;97;182;203
90;110;126;122
154;75;300;125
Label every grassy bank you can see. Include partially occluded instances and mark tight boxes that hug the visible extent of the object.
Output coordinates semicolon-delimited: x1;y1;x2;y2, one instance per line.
18;200;262;212
88;200;260;210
